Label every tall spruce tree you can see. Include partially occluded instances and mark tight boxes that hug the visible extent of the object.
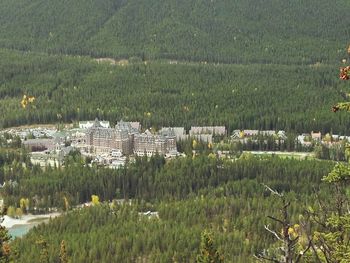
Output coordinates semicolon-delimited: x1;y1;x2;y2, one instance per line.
36;236;49;263
59;240;68;263
196;230;223;263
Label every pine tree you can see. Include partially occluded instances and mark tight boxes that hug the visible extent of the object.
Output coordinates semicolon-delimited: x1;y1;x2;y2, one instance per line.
196;230;223;263
59;240;68;263
36;236;49;263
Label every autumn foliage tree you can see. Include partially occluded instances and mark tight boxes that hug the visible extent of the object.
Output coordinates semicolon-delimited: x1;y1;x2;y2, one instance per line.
196;230;223;263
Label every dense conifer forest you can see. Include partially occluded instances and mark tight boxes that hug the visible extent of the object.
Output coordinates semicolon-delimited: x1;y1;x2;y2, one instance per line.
0;0;349;132
1;152;332;209
0;146;334;262
0;48;349;133
0;0;349;64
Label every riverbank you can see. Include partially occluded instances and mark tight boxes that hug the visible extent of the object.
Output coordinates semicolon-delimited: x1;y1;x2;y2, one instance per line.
2;213;61;229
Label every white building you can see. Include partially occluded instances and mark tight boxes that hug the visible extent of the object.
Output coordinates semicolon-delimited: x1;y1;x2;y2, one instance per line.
189;126;226;136
79;120;110;129
160;127;187;141
134;129;177;156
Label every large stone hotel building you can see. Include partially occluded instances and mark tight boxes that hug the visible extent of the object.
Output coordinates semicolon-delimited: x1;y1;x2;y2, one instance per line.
86;119;177;156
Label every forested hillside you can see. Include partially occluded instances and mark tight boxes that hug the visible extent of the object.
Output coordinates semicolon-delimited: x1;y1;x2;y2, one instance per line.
0;0;349;131
2;153;332;208
0;0;349;64
3;152;333;262
0;48;349;133
0;137;336;262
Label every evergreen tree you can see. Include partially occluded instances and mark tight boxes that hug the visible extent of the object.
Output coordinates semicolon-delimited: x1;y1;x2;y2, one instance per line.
196;230;223;263
59;240;68;263
36;236;49;263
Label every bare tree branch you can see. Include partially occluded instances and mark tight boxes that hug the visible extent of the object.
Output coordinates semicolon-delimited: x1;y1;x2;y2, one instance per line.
258;184;317;263
265;225;283;242
262;184;283;197
267;215;284;225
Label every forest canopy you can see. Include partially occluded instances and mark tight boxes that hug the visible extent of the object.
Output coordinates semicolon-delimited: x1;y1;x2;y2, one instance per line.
0;48;349;133
0;0;349;64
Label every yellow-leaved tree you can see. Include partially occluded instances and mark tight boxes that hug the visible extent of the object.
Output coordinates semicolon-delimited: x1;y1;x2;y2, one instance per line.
91;195;100;205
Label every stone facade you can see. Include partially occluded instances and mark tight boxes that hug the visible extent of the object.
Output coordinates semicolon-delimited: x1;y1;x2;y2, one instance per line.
86;119;133;155
189;126;226;136
134;129;176;156
86;119;177;156
79;120;110;129
159;127;187;141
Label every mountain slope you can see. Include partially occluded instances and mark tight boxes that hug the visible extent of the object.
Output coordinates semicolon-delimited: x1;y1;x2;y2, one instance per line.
0;0;349;63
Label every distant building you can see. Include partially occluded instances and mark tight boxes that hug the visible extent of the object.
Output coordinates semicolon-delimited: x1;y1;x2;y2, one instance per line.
191;134;213;144
311;131;322;141
86;119;133;155
134;129;177;156
109;157;127;169
70;131;86;148
277;130;287;139
242;130;259;137
297;134;312;147
189;126;225;143
30;144;74;167
86;119;176;156
330;135;350;142
128;122;141;131
79;120;110;129
260;130;276;136
231;130;242;139
160;127;187;141
189;126;226;136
